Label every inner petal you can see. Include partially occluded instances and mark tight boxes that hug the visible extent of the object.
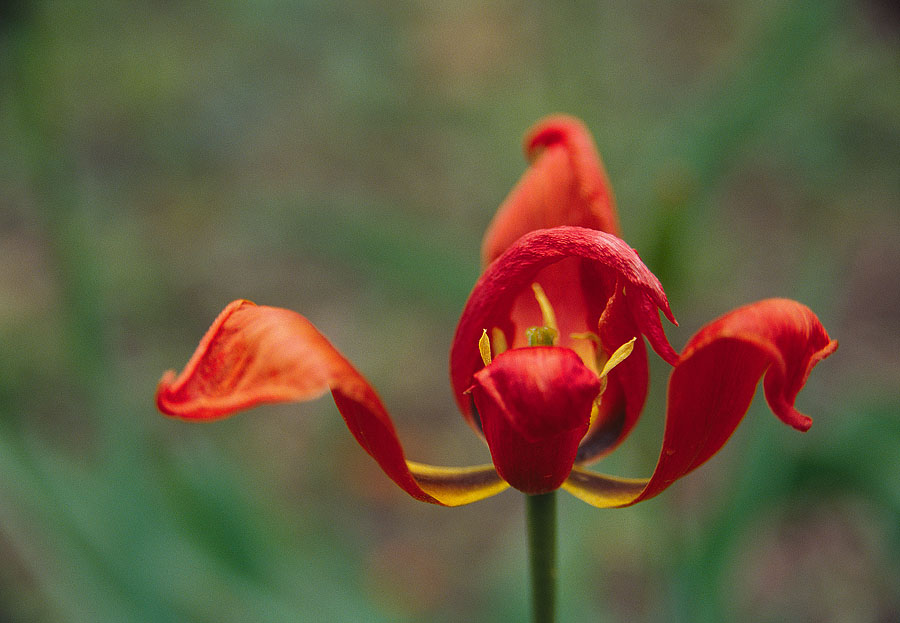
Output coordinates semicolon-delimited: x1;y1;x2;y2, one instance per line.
470;347;601;494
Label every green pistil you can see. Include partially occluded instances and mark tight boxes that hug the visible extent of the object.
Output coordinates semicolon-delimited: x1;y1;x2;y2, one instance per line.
526;326;558;347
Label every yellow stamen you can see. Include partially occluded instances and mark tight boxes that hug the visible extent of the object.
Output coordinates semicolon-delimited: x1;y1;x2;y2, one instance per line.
593;338;636;416
478;329;492;366
531;283;558;332
600;338;636;379
571;330;605;374
491;328;508;356
588;401;600;427
570;331;601;344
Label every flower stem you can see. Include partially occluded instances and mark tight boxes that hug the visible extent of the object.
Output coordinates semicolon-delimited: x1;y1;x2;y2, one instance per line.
527;491;557;623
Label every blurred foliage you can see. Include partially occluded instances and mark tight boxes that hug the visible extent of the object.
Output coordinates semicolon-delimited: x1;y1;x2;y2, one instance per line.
1;0;898;621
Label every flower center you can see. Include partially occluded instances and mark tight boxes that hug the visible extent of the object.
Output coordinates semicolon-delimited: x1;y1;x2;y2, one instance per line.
479;281;636;394
478;282;637;429
471;282;638;494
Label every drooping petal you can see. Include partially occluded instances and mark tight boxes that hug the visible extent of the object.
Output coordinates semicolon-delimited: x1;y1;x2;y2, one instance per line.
451;226;677;431
157;300;509;506
482;115;619;266
561;468;648;507
469;347;600;494
562;298;837;507
405;462;510;506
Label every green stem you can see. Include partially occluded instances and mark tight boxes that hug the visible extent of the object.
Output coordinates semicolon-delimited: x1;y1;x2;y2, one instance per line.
527;491;557;623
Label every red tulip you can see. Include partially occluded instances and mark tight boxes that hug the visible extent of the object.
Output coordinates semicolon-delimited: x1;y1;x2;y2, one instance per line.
157;115;836;507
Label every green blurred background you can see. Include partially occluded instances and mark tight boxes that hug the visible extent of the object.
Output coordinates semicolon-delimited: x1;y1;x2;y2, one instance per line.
2;0;898;621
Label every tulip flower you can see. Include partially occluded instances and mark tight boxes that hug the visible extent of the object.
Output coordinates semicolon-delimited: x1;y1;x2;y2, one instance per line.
158;115;836;622
157;115;835;508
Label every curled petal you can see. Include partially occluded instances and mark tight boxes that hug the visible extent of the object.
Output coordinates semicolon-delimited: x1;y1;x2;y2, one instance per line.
683;298;838;432
405;463;510;506
562;298;837;507
482;115;619;266
561;468;648;507
157;300;508;506
470;347;600;494
451;226;677;429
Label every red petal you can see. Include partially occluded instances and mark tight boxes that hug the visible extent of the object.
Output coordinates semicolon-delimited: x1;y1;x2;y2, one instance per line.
157;300;508;506
563;298;837;507
451;226;677;430
482;115;620;266
470;347;600;494
678;298;838;432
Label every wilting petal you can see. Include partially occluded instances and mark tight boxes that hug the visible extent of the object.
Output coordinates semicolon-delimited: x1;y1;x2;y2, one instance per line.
561;468;648;507
470;347;600;494
405;463;510;506
482;115;619;266
451;226;677;431
562;298;837;507
157;300;508;506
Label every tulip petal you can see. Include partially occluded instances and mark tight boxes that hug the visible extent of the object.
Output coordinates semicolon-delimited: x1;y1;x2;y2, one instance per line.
562;298;837;507
482;115;619;266
451;226;677;432
561;468;648;507
470;347;600;494
157;300;508;506
406;462;510;506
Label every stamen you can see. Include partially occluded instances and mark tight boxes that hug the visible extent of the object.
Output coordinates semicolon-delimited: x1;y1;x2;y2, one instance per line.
570;331;601;344
478;329;492;366
600;338;636;378
596;337;636;403
571;331;604;374
588;401;600;427
491;328;508;356
531;283;558;332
